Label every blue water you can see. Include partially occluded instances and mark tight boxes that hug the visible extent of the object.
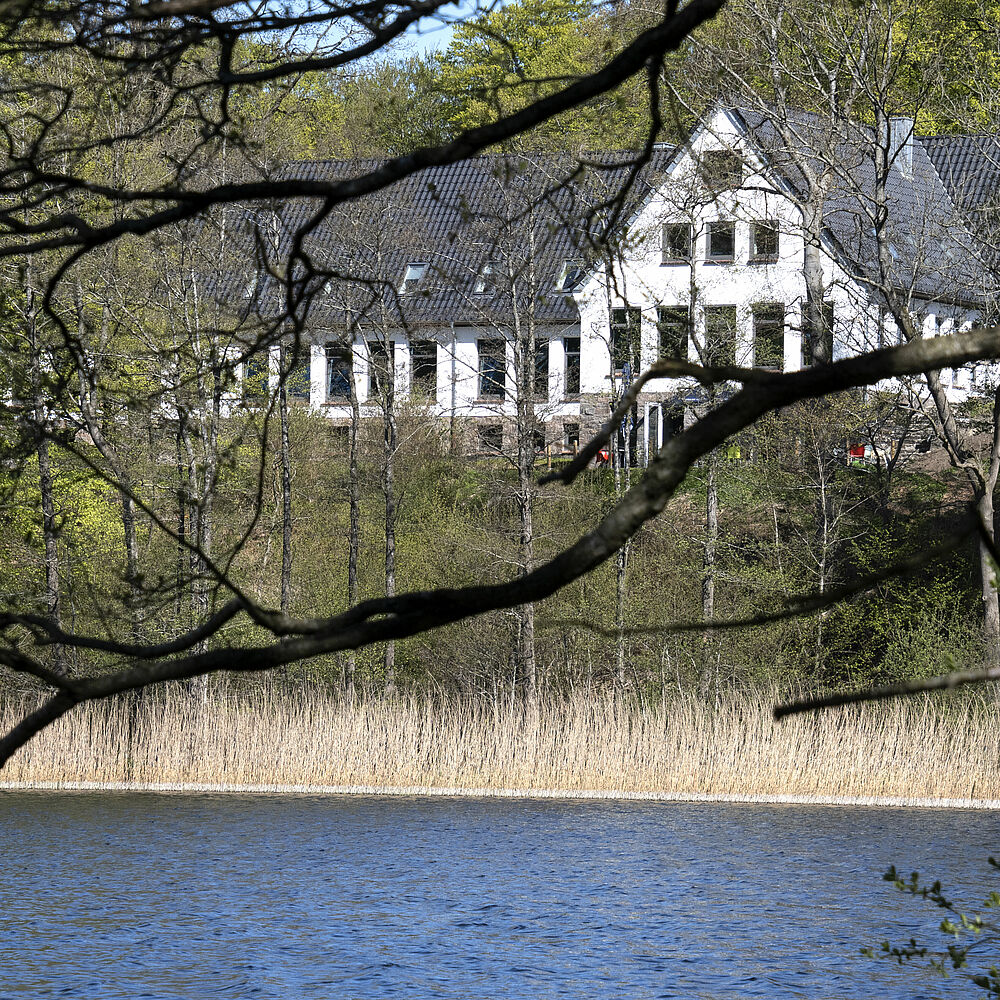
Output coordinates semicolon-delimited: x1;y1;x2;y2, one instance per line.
0;792;997;998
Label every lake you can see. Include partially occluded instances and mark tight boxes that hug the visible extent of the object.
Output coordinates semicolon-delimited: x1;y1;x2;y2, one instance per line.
0;791;997;998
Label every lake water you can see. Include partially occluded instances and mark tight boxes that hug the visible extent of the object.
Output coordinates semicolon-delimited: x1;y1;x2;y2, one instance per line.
0;791;997;998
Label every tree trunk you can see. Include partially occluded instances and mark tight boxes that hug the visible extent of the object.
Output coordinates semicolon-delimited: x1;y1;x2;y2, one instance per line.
26;282;65;676
345;346;360;695
699;451;718;699
978;493;1000;669
279;347;292;616
802;200;830;365
511;264;537;701
383;364;397;692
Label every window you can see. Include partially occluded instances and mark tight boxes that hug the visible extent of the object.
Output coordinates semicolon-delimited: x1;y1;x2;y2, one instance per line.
564;336;581;395
703;305;738;367
802;301;835;366
478;339;505;398
367;339;394;397
325;344;352;400
399;262;428;294
706;222;735;262
556;260;583;292
564;422;580;452
661;223;692;264
478;423;503;452
753;303;785;370
288;354;311;403
533;429;546;452
657;306;690;360
244;353;269;399
701;150;742;191
473;262;498;295
751;222;779;262
534;339;549;398
410;340;437;398
610;306;641;370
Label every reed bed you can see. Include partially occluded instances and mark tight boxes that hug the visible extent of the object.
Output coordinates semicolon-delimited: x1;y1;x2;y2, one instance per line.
1;686;997;802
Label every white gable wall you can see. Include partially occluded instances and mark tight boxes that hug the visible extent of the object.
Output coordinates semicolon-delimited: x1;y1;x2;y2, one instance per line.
574;109;883;398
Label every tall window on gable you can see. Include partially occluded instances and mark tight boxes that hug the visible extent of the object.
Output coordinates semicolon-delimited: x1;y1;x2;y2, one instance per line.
368;339;394;397
534;339;550;398
244;353;269;399
478;339;505;398
325;343;352;400
661;223;692;264
410;340;437;398
704;305;738;367
564;336;581;395
706;222;735;262
656;306;690;361
753;303;785;370
400;263;428;294
750;222;779;262
610;306;641;371
701;150;742;191
802;301;835;366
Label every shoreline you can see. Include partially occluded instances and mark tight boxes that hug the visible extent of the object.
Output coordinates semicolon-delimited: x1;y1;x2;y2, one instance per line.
2;780;999;810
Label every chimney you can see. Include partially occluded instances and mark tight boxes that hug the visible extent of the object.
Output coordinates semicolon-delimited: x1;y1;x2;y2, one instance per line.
889;117;914;177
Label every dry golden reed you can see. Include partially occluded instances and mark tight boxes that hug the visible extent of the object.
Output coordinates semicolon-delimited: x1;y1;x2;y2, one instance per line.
0;685;996;802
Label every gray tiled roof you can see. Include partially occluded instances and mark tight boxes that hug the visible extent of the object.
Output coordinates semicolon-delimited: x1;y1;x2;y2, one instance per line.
733;107;991;305
924;134;1000;214
230;110;993;331
260;150;676;332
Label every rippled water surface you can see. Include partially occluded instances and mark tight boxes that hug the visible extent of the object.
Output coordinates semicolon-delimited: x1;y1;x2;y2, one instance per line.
1;792;998;998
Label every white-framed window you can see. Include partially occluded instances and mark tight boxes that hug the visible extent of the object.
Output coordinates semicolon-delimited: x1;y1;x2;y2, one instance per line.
701;150;742;191
706;222;735;261
478;339;506;398
400;262;428;294
752;303;785;370
325;343;351;400
410;340;437;398
473;262;498;295
750;222;779;262
661;223;692;264
556;260;583;292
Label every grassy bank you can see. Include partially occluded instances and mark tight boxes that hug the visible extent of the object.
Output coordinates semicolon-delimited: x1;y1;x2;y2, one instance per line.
1;686;997;802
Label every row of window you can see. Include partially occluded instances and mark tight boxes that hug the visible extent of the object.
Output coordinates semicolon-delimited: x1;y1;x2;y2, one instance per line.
247;338;584;403
246;297;834;404
612;301;835;371
397;260;585;297
662;221;779;265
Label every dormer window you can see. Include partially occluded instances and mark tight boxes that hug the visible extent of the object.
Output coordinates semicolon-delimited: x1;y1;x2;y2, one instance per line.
701;150;742;192
556;260;583;292
661;223;692;264
400;262;428;294
750;222;779;262
473;262;498;295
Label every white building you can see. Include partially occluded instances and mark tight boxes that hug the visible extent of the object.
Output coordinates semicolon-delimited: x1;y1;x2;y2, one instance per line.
242;107;995;458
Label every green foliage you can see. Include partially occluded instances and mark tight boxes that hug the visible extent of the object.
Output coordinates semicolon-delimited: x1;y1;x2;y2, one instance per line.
864;861;1000;996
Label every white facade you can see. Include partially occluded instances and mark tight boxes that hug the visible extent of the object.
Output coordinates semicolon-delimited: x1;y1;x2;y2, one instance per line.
247;109;988;449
